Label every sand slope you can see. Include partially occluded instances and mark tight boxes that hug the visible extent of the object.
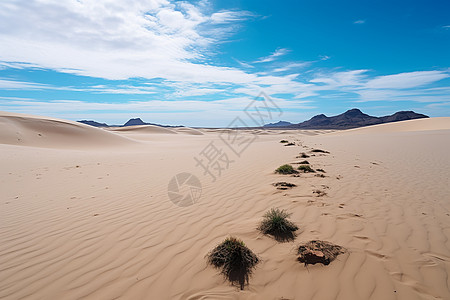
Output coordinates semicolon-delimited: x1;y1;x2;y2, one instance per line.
333;117;450;134
108;124;178;134
0;111;136;149
0;115;449;299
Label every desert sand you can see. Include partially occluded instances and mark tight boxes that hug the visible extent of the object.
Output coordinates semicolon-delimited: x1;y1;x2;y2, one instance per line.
1;111;449;299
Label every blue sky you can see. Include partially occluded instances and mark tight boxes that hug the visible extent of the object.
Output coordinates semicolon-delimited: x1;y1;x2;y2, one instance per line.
0;0;449;126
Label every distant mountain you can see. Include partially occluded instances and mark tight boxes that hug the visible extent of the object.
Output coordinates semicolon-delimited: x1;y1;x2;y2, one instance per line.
123;118;146;127
78;120;109;127
263;120;293;127
379;111;429;123
78;117;181;128
287;109;429;129
122;118;182;128
78;110;429;130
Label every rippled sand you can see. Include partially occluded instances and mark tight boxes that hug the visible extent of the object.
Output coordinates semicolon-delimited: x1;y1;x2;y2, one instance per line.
1;111;449;299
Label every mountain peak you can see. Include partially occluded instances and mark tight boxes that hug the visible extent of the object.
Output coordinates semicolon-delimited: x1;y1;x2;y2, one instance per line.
311;114;327;119
263;120;293;127
343;108;364;115
123;118;145;127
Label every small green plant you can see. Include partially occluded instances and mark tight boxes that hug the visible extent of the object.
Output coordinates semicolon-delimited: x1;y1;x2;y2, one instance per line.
275;164;298;174
273;182;297;190
280;140;289;143
297;165;316;173
258;208;298;242
206;236;259;290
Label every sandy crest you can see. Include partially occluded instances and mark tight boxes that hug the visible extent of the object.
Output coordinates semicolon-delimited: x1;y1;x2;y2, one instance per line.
0;111;137;148
0;113;449;299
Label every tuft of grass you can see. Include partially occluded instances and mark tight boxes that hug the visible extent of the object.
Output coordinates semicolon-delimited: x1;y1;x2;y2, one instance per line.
258;208;298;242
297;165;316;173
273;182;297;190
296;152;310;158
206;236;259;290
310;149;330;154
280;140;289;143
316;168;326;173
297;240;345;266
275;164;298;174
297;160;310;164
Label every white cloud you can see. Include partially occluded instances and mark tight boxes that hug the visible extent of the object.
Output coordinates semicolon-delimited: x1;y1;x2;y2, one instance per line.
310;70;369;87
273;62;310;73
0;79;52;90
354;20;365;24
0;0;262;84
233;58;254;69
356;86;450;103
365;71;449;89
254;48;290;63
210;10;253;24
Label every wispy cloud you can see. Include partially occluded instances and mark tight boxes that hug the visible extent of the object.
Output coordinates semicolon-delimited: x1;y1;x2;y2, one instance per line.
233;58;254;68
0;79;53;90
354;20;366;24
210;10;254;24
273;62;311;73
365;71;449;89
254;48;290;63
308;70;450;104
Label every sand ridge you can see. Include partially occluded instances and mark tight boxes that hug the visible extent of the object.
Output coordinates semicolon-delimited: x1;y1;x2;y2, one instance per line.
0;111;137;149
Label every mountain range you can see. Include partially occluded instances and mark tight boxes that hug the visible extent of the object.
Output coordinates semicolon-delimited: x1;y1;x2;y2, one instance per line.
78;118;180;128
78;109;429;130
263;109;428;129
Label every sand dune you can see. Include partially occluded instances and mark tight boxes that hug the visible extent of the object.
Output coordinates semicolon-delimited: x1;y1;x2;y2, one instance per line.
109;125;204;136
333;117;450;134
109;124;177;134
0;111;136;149
173;127;204;135
0;114;449;299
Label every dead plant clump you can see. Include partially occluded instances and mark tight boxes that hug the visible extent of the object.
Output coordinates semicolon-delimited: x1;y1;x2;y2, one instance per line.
310;149;330;154
297;240;346;266
313;189;327;197
297;152;310;158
